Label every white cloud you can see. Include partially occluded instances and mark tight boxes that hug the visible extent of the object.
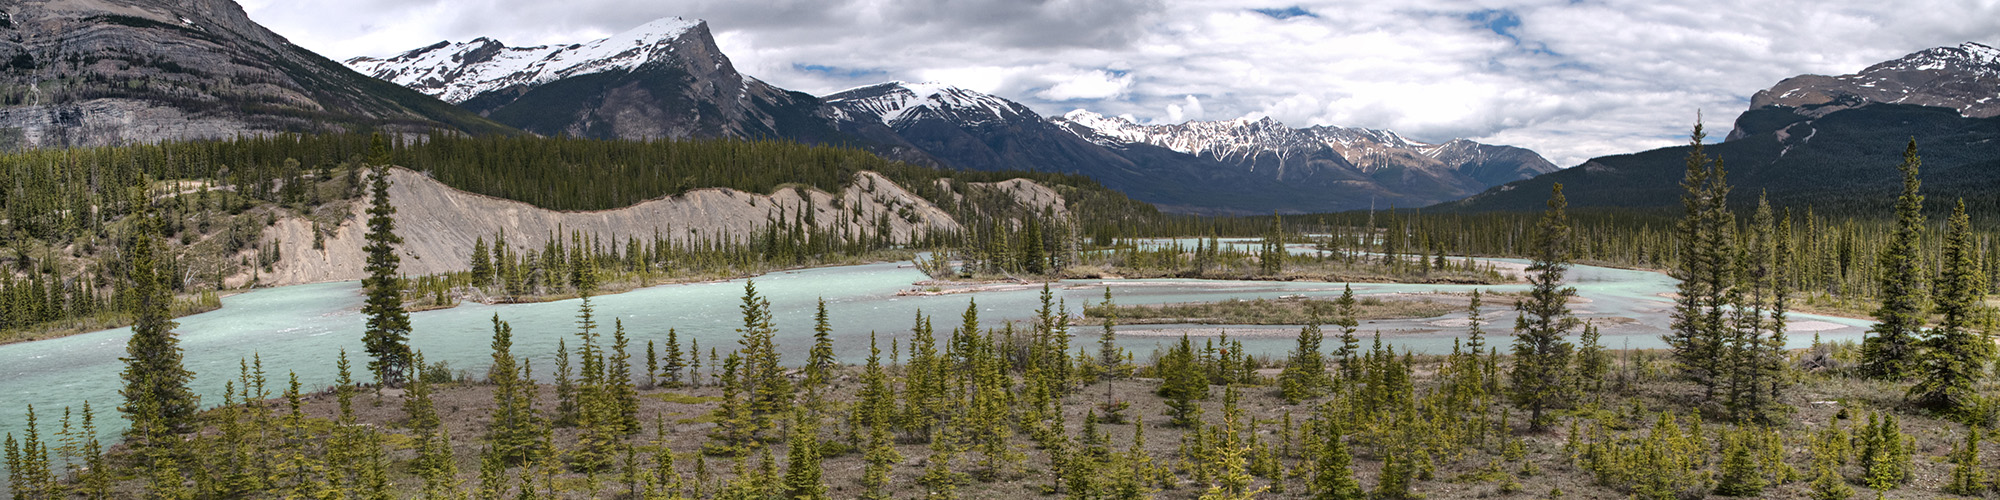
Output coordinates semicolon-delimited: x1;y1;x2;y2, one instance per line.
244;0;2000;168
1037;70;1134;101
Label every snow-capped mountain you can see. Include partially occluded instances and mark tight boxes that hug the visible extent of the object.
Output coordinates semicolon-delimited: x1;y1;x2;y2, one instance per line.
345;17;705;105
1449;41;2000;213
348;17;1559;214
343;18;846;143
825;82;1038;127
1055;110;1555;193
1743;42;2000;137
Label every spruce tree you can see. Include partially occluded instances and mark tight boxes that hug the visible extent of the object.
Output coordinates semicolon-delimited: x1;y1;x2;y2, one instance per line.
1279;317;1331;403
663;328;685;387
1665;122;1734;399
737;281;791;433
1098;287;1122;373
1510;183;1579;431
361;162;413;387
117;199;199;442
1332;285;1362;381
804;298;837;401
608;319;640;434
1910;199;1992;413
1159;333;1208;427
1862;139;1927;380
782;412;831;500
485;315;541;464
1311;414;1364;500
1944;426;1984;495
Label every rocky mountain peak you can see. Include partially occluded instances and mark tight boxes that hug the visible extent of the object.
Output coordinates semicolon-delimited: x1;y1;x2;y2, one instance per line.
345;17;710;104
1743;41;2000;130
823;81;1034;126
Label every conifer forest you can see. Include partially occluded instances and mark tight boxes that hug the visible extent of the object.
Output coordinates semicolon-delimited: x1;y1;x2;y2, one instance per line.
8;123;2000;500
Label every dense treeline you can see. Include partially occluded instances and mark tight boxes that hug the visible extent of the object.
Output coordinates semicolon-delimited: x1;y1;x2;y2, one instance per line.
0;132;1165;340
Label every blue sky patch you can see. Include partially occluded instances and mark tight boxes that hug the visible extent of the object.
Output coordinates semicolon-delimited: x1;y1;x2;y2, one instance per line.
793;63;887;79
1252;6;1316;19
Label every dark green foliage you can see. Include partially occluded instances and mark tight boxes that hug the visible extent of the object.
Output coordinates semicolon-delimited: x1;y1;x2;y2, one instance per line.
1510;183;1578;431
1944;426;1984;495
1862;139;1927;380
361;156;413;387
484;315;543;464
737;281;791;435
117;199;198;442
1910;199;1992;413
1665;122;1735;400
1278;318;1330;403
1158;334;1208;427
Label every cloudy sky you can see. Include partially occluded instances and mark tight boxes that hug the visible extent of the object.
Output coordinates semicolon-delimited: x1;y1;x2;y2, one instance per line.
241;0;2000;167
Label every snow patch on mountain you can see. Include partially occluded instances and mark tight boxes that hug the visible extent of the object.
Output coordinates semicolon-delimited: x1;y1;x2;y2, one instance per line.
823;82;1030;126
344;17;703;104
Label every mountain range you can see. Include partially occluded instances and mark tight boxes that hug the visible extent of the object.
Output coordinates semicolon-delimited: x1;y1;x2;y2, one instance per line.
344;17;1557;214
0;0;511;150
1442;42;2000;214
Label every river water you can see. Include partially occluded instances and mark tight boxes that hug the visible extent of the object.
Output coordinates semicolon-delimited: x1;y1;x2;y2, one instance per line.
0;243;1872;454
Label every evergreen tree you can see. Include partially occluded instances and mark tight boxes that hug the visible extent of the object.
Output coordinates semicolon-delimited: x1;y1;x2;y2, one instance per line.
804;298;837;401
403;351;460;496
470;236;494;287
1572;321;1608;395
361;162;414;387
1278;316;1331;403
1944;426;1984;495
1098;287;1122;373
608;319;640;433
737;281;791;434
1665;122;1735;399
485;315;542;464
1159;334;1208;427
663;328;685;387
1510;183;1579;431
1714;429;1766;497
858;334;901;500
1911;199;1993;413
782;411;830;500
117;199;199;442
1332;285;1362;381
1311;414;1364;500
1862;139;1927;380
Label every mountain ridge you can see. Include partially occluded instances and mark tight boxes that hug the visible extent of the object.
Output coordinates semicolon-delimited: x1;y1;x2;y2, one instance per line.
343;16;1560;214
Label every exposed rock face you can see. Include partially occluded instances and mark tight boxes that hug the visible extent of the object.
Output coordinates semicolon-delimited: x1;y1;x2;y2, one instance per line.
352;19;1558;214
346;19;843;143
1445;43;2000;213
0;0;511;150
259;168;973;286
1736;42;2000;139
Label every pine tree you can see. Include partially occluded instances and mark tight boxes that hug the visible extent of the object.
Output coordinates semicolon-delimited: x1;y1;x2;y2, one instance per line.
1510;183;1579;431
1311;414;1364;500
361;162;414;387
804;298;837;403
486;315;542;464
1911;199;1993;413
1944;426;1984;495
1279;316;1331;403
782;411;830;500
1665;122;1735;399
737;281;791;434
1159;334;1208;428
1098;287;1122;373
1714;428;1766;497
1331;285;1362;381
609;319;640;434
117;198;199;444
403;351;461;496
705;352;756;456
471;236;494;287
663;328;685;387
1572;321;1608;395
1862;139;1927;380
